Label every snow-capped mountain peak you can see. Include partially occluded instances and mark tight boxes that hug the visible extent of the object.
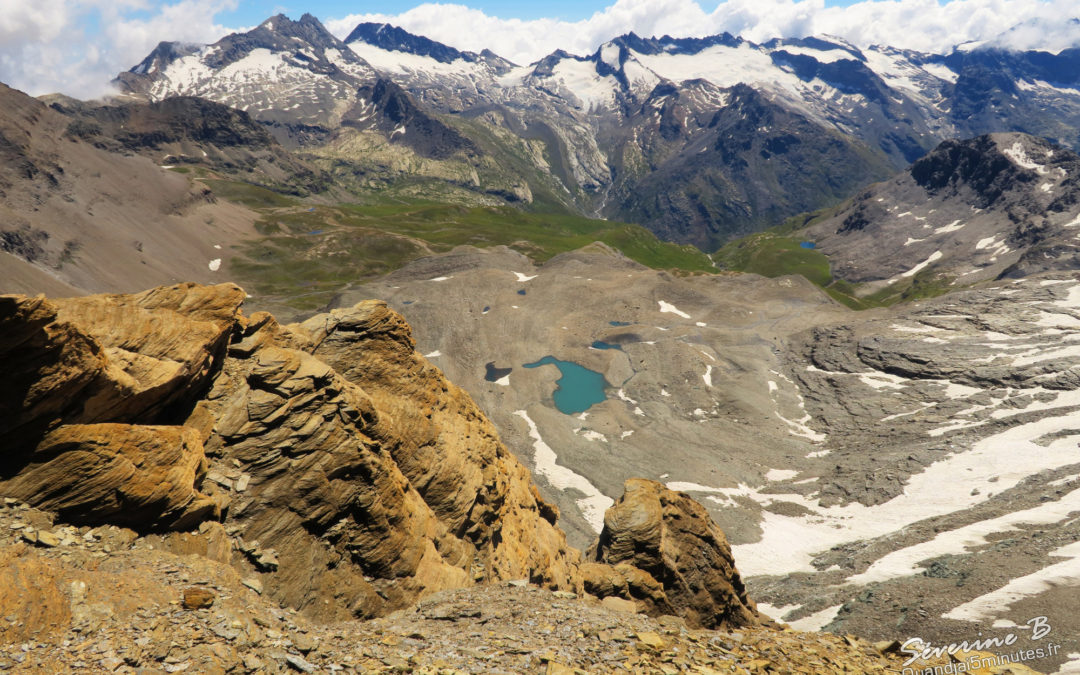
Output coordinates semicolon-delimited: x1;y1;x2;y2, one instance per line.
128;41;202;76
345;22;481;65
114;13;376;128
115;14;1080;247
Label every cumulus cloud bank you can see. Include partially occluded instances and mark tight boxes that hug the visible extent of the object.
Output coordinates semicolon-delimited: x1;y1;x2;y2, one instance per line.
0;0;238;99
1;0;1079;99
325;0;1080;66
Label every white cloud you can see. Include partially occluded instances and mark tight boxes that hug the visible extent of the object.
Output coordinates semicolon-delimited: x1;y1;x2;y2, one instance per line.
325;0;1080;66
324;0;721;66
0;0;238;99
983;16;1080;53
0;0;72;44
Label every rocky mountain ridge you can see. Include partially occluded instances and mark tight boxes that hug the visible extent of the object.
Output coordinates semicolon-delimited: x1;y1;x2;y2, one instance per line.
114;15;1080;248
802;132;1080;293
46;94;330;196
344;23;513;72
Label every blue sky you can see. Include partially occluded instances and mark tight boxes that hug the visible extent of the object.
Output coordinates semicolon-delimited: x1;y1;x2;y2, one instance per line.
221;1;610;24
217;0;868;26
0;0;1076;99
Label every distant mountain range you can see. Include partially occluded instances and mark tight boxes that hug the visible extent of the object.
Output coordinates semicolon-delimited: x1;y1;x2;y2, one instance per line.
113;13;1080;250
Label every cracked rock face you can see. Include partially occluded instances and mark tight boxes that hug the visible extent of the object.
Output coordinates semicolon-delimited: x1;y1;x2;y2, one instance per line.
6;423;217;530
0;283;581;621
0;284;243;444
297;301;579;592
0;282;767;633
0;284;244;529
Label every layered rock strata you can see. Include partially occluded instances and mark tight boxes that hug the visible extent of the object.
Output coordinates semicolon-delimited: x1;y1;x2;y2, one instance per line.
0;283;764;630
586;479;762;630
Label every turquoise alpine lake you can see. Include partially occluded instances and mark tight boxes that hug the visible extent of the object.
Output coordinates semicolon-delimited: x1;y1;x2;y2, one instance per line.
523;356;608;415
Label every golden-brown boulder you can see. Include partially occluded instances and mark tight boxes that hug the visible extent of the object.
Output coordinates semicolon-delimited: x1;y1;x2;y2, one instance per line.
52;282;245;423
579;561;672;616
587;478;763;630
0;283;244;442
0;294;106;444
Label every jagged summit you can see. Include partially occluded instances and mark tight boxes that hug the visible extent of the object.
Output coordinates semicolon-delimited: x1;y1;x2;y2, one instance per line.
201;12;359;69
128;13;355;76
114;12;377;128
250;12;350;49
256;12;323;33
345;22;480;64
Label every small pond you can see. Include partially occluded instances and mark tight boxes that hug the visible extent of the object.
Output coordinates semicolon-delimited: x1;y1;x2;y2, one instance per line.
485;362;512;382
523;356;607;415
591;340;623;351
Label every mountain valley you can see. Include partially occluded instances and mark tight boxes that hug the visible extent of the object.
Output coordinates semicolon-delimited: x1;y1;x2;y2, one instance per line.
338;226;1080;670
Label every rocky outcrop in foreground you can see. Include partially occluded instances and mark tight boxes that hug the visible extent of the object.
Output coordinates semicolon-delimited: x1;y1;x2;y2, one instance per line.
0;283;985;673
0;284;581;621
0;283;762;629
0;499;914;674
586;479;762;630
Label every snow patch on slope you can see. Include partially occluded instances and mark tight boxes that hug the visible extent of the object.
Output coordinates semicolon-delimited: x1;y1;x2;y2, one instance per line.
1003;140;1048;174
943;540;1080;622
514;410;612;532
897;250;943;279
850;485;1080;585
730;405;1080;576
658;300;691;318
